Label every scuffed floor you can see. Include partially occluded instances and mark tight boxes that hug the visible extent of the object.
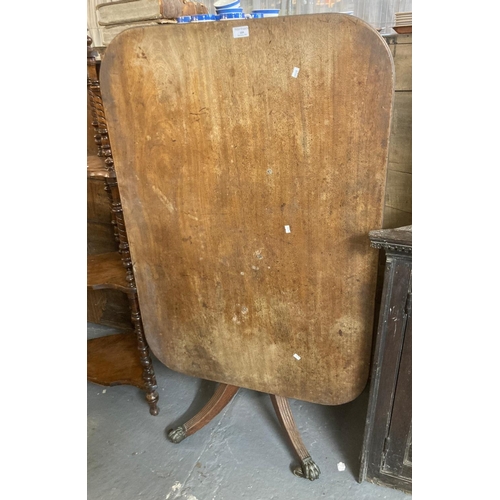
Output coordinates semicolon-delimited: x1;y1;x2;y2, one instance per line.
88;324;411;500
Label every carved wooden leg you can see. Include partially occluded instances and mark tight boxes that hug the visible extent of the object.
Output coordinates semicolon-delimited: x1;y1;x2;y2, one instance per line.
168;384;239;443
128;291;159;415
270;394;321;481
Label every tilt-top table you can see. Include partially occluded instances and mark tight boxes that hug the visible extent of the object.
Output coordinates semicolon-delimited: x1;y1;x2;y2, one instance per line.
100;13;394;480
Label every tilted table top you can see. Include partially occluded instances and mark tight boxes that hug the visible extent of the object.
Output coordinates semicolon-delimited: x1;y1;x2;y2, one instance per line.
100;13;394;405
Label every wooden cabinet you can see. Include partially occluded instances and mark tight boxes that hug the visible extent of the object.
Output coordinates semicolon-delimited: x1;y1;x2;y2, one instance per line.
359;226;412;493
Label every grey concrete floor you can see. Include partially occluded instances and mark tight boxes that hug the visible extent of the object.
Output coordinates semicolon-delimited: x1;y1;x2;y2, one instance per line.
88;323;411;500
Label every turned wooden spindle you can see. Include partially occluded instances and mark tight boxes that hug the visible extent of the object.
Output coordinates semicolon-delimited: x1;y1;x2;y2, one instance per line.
129;291;159;415
87;36;159;415
87;36;106;159
87;36;119;242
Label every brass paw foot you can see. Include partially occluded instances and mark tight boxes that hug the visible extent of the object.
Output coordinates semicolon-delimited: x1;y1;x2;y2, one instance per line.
167;425;187;443
293;456;321;481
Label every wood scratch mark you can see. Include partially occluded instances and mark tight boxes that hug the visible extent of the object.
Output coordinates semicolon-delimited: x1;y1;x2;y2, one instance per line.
152;185;175;213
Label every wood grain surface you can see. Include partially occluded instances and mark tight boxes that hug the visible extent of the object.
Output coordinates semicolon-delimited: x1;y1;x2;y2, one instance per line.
100;14;394;405
87;332;145;388
383;34;411;230
87;252;132;292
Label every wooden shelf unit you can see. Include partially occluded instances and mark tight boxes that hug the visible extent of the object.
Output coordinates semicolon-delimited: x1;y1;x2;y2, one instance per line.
87;252;133;292
87;154;116;179
87;332;145;389
87;36;159;416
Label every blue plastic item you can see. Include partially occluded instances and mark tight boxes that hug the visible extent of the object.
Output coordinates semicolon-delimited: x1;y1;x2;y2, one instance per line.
216;8;244;13
251;9;280;14
218;12;246;20
191;14;218;22
214;0;240;8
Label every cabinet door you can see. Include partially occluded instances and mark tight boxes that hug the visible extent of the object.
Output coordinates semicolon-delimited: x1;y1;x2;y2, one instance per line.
359;255;412;493
381;290;412;484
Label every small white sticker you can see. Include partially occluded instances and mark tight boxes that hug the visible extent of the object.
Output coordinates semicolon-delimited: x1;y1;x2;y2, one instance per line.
102;389;107;394
291;67;300;78
337;462;346;471
284;225;291;233
233;26;249;38
293;353;301;360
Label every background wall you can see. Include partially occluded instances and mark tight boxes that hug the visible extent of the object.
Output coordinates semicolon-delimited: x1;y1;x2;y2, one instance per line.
383;33;412;229
88;0;412;46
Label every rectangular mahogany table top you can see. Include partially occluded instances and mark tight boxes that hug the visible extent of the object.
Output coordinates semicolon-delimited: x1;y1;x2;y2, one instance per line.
100;14;394;405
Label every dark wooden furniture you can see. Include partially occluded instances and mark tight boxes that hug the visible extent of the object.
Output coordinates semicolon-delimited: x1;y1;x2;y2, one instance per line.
359;226;412;493
87;36;159;415
99;14;394;478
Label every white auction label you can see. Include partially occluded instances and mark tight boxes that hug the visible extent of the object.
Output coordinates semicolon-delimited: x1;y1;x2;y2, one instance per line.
284;225;291;233
292;67;300;78
233;26;249;38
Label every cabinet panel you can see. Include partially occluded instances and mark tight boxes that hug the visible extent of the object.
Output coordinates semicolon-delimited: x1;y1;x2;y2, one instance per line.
360;227;412;494
381;287;412;484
